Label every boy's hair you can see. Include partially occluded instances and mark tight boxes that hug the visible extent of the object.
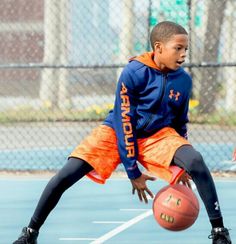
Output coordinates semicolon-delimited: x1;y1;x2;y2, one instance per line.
150;21;188;50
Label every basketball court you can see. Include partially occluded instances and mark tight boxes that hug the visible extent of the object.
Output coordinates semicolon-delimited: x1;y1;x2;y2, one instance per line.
1;176;235;244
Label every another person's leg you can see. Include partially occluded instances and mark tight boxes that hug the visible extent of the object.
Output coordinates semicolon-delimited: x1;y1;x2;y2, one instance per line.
13;157;93;244
172;145;231;243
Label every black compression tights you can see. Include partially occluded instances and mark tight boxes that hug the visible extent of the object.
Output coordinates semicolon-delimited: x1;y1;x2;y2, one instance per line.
172;145;222;221
29;157;93;231
29;146;222;231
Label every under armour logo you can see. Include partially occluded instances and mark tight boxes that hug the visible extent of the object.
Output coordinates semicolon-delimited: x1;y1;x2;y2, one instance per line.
214;201;220;210
169;89;181;101
164;194;181;206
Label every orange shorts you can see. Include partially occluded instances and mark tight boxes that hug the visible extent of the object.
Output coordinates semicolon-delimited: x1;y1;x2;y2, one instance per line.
70;125;190;184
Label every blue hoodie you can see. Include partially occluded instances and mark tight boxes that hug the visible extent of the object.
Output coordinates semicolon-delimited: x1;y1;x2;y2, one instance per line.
103;52;192;179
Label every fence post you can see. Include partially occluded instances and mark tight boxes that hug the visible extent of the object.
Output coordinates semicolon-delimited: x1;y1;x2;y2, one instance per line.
199;0;227;114
116;0;134;80
225;1;236;112
57;0;71;109
40;0;60;109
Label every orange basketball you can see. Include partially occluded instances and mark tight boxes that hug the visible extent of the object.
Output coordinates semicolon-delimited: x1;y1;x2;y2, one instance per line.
152;184;199;231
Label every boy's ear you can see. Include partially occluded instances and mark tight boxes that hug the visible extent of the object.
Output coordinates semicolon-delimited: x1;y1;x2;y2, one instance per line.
154;41;162;53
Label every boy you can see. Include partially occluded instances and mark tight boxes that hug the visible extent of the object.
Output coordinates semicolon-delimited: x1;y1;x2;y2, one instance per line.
13;21;231;244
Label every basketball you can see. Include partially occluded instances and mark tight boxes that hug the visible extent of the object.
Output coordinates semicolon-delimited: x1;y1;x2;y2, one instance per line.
152;184;199;231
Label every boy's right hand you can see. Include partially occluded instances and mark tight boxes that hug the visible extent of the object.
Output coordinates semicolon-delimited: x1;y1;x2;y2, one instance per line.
130;173;156;204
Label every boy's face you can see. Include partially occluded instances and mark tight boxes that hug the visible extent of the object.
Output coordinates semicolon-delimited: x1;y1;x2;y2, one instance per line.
153;34;188;72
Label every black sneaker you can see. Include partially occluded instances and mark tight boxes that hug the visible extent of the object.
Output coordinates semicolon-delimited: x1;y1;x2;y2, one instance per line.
208;227;231;244
13;227;38;244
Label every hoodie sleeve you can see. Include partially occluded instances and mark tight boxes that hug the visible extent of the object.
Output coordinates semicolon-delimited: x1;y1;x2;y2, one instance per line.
173;77;192;139
113;67;142;179
174;97;189;139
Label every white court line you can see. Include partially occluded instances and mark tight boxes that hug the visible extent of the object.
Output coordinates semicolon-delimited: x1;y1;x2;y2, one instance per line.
120;208;150;211
90;209;152;244
59;238;96;241
59;210;152;242
59;183;199;242
93;221;125;224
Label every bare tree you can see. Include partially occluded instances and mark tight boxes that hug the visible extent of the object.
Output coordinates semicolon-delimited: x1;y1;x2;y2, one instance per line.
199;0;227;114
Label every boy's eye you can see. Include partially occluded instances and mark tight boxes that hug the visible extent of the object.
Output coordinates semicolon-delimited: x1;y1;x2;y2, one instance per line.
175;47;188;51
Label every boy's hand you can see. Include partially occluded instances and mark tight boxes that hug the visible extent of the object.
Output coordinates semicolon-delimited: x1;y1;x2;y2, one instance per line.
130;173;156;203
176;171;192;188
233;148;236;161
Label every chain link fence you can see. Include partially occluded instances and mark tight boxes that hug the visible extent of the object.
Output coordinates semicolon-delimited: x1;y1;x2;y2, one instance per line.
0;0;235;172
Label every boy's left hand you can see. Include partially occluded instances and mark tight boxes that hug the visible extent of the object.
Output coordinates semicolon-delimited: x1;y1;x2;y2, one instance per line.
176;172;192;188
130;173;156;204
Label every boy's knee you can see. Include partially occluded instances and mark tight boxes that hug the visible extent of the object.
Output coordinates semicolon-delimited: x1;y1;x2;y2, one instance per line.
192;150;204;164
188;150;205;174
49;170;71;190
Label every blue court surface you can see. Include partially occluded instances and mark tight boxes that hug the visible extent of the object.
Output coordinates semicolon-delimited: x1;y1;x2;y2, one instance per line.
1;176;235;244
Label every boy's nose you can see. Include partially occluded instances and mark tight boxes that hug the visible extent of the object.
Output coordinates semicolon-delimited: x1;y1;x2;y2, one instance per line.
181;51;187;58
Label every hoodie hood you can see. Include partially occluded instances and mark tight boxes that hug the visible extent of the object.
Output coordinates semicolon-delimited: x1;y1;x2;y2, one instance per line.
130;52;184;75
130;52;160;70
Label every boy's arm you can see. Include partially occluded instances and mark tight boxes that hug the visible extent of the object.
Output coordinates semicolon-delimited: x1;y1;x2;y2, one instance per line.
173;81;192;139
113;68;142;179
113;68;156;204
173;97;190;139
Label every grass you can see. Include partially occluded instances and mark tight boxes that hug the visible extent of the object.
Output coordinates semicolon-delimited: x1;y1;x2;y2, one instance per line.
0;107;106;123
189;109;236;126
0;102;236;126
